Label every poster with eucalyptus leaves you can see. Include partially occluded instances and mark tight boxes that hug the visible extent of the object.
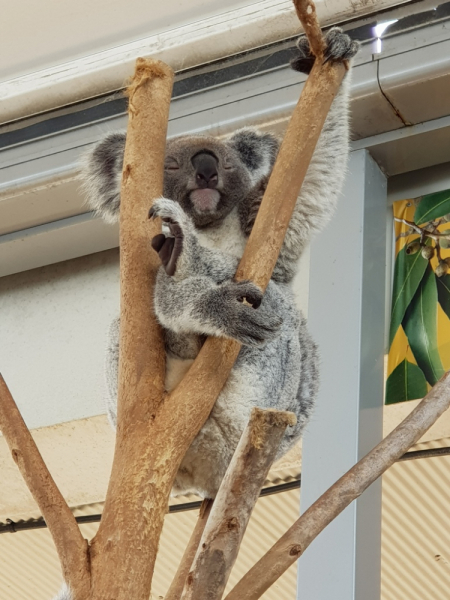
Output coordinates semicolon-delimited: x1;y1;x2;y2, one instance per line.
386;189;450;405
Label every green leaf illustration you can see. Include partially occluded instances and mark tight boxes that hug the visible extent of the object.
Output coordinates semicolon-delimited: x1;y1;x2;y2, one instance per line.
414;189;450;224
402;266;445;386
389;242;429;348
385;359;428;404
437;274;450;320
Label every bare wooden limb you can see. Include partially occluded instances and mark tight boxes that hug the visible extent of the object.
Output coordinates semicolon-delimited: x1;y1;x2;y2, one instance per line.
225;371;450;600
234;59;345;290
0;375;90;598
293;0;326;58
180;409;296;600
165;499;214;600
90;58;174;600
160;1;346;456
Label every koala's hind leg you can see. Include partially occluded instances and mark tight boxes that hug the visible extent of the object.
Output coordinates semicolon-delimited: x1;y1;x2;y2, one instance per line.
272;28;359;284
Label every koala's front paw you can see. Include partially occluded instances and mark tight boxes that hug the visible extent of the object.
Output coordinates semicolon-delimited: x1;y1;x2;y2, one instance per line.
214;281;283;347
323;27;360;63
291;27;359;74
149;197;191;276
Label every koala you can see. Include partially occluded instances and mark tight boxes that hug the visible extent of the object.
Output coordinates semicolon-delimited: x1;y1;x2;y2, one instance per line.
81;28;359;499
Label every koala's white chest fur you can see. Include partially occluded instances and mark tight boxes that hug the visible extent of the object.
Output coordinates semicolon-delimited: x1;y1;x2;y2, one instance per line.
197;208;246;259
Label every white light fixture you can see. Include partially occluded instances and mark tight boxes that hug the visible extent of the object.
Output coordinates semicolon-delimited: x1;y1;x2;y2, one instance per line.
373;19;398;54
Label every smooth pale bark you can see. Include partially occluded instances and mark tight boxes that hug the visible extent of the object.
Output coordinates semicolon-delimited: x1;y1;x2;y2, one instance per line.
225;371;450;600
165;499;214;600
0;375;90;598
180;409;296;600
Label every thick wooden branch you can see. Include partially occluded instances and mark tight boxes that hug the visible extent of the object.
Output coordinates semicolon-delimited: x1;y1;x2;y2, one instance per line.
117;58;171;422
225;371;450;600
180;409;296;600
0;375;90;597
234;58;345;290
165;499;214;600
90;59;174;600
160;2;346;458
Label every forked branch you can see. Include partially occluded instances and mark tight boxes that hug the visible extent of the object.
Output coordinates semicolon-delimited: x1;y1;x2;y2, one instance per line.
0;2;352;599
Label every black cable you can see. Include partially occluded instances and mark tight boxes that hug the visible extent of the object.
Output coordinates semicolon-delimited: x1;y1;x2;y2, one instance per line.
1;446;449;535
397;446;450;462
0;480;301;534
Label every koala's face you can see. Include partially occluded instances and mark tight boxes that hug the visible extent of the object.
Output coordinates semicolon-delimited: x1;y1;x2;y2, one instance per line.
163;129;279;229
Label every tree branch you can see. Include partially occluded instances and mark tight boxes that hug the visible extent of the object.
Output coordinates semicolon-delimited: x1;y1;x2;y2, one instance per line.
90;58;174;600
0;3;350;598
160;2;347;458
180;409;296;600
224;370;450;600
165;499;214;600
394;217;450;240
0;375;90;597
293;0;326;59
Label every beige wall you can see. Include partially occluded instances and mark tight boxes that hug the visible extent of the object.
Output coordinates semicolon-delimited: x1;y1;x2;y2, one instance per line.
0;249;120;429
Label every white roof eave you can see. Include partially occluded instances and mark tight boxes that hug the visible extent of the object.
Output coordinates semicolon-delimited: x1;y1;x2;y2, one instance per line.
0;0;413;124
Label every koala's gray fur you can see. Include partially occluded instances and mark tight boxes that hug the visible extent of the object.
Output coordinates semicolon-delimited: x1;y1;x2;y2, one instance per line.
81;28;359;499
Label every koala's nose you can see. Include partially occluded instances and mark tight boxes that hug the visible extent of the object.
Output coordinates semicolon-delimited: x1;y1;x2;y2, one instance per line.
192;152;218;189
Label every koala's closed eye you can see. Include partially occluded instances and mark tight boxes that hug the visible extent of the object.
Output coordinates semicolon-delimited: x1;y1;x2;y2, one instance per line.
165;157;180;170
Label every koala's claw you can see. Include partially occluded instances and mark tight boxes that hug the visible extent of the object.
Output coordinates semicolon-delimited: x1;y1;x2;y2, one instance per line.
215;281;283;347
149;197;186;224
233;280;263;309
232;306;283;347
291;27;359;74
322;27;360;64
149;198;187;276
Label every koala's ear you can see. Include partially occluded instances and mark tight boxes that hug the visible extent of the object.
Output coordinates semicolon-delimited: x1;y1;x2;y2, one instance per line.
227;128;279;179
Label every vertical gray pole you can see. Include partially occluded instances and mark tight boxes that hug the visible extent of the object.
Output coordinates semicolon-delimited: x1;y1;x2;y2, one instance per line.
297;149;387;599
